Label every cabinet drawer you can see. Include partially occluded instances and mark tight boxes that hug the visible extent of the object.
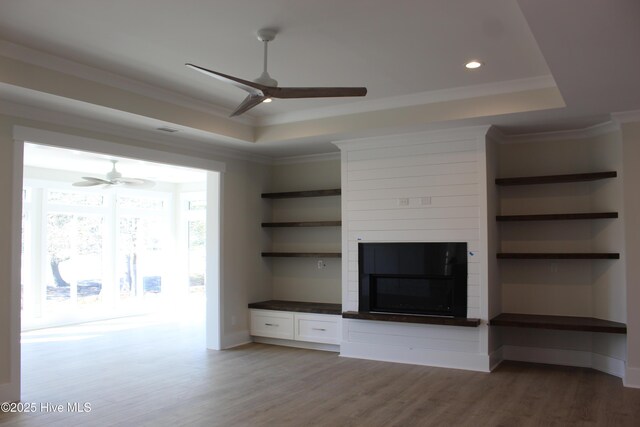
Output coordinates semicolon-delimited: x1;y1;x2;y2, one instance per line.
250;310;294;339
295;314;340;344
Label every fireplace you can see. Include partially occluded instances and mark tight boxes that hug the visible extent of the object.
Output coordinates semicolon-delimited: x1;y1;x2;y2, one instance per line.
358;242;467;317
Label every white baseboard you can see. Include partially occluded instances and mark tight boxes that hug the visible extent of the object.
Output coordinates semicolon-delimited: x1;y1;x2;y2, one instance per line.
624;365;640;388
252;336;340;352
489;347;504;371
220;330;251;350
340;341;491;372
501;345;625;379
592;353;626;379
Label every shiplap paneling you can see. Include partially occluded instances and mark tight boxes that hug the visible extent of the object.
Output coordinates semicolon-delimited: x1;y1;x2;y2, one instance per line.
347;150;478;172
335;126;490;372
348;195;478;211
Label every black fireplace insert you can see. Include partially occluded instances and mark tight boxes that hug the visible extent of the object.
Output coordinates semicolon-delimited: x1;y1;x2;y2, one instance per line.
358;242;467;318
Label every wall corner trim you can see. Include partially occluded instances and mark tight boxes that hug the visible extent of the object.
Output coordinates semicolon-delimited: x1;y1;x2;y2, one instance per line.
624;365;640;389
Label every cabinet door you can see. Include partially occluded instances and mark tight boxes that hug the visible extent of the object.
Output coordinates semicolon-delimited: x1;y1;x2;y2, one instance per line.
294;313;341;344
250;310;294;340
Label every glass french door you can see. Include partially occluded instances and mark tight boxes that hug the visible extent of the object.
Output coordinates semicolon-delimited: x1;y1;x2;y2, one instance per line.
44;213;105;311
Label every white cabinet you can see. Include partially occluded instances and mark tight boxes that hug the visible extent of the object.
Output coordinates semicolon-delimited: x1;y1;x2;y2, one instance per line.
250;310;294;340
294;313;340;344
250;309;341;345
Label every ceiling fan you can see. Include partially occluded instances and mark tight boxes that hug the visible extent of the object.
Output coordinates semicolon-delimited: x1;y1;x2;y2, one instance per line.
72;160;155;188
185;28;368;117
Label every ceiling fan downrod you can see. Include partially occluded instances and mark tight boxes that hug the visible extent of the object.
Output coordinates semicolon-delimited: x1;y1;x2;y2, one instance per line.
254;28;278;87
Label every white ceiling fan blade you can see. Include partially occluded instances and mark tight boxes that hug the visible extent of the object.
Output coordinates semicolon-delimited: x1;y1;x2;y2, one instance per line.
73;180;105;187
73;162;154;189
81;176;111;184
114;177;145;185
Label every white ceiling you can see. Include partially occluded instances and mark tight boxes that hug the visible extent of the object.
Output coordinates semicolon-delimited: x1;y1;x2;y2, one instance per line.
0;0;551;119
23;143;207;184
0;0;639;157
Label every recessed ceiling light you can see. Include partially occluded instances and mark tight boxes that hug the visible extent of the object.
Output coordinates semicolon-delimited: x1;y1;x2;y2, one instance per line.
465;60;483;69
262;98;272;103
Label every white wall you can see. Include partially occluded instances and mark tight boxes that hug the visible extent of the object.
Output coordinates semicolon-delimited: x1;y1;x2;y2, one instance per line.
0;113;271;402
220;158;272;347
619;119;640;387
485;130;502;363
335;126;491;372
0;115;19;401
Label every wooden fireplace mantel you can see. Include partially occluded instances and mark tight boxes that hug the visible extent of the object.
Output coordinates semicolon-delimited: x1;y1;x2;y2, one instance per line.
342;311;481;327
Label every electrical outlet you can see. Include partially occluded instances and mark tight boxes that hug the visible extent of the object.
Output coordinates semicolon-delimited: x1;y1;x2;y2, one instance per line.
398;198;409;206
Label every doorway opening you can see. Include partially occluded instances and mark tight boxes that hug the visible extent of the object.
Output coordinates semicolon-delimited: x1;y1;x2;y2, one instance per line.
21;142;217;330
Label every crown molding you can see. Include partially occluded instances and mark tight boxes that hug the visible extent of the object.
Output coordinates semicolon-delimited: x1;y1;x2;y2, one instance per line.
333;124;491;151
499;120;620;144
272;151;340;165
485;126;507;143
257;75;557;127
0;40;256;127
612;110;640;124
0;99;272;164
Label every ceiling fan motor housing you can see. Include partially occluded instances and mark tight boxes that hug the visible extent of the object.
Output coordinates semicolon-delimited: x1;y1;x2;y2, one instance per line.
256;28;277;42
107;160;122;180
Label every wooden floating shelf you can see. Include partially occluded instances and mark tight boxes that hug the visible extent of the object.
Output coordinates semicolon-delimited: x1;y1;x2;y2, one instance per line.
496;212;618;222
262;221;342;228
249;300;342;315
262;252;341;258
495;171;617;186
261;189;341;199
490;313;627;334
342;311;481;327
497;252;619;259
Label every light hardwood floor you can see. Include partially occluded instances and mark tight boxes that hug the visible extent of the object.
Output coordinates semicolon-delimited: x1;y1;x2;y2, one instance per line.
2;312;640;427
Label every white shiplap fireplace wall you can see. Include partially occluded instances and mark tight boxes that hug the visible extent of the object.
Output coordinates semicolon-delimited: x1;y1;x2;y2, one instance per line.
334;126;492;372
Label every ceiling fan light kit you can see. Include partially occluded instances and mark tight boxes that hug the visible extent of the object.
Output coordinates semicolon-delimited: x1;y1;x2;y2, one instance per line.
186;28;367;117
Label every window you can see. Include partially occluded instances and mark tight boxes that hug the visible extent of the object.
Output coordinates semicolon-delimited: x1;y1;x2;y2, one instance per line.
117;195;164;210
117;216;165;300
45;213;104;306
48;190;104;207
182;193;207;294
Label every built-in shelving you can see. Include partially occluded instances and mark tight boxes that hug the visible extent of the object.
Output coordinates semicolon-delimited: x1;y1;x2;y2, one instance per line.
490;313;626;334
496;212;618;222
497;252;619;259
260;186;342;334
495;171;617;186
261;189;341;199
342;311;480;327
262;221;341;228
249;300;342;315
262;188;341;259
262;252;341;258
